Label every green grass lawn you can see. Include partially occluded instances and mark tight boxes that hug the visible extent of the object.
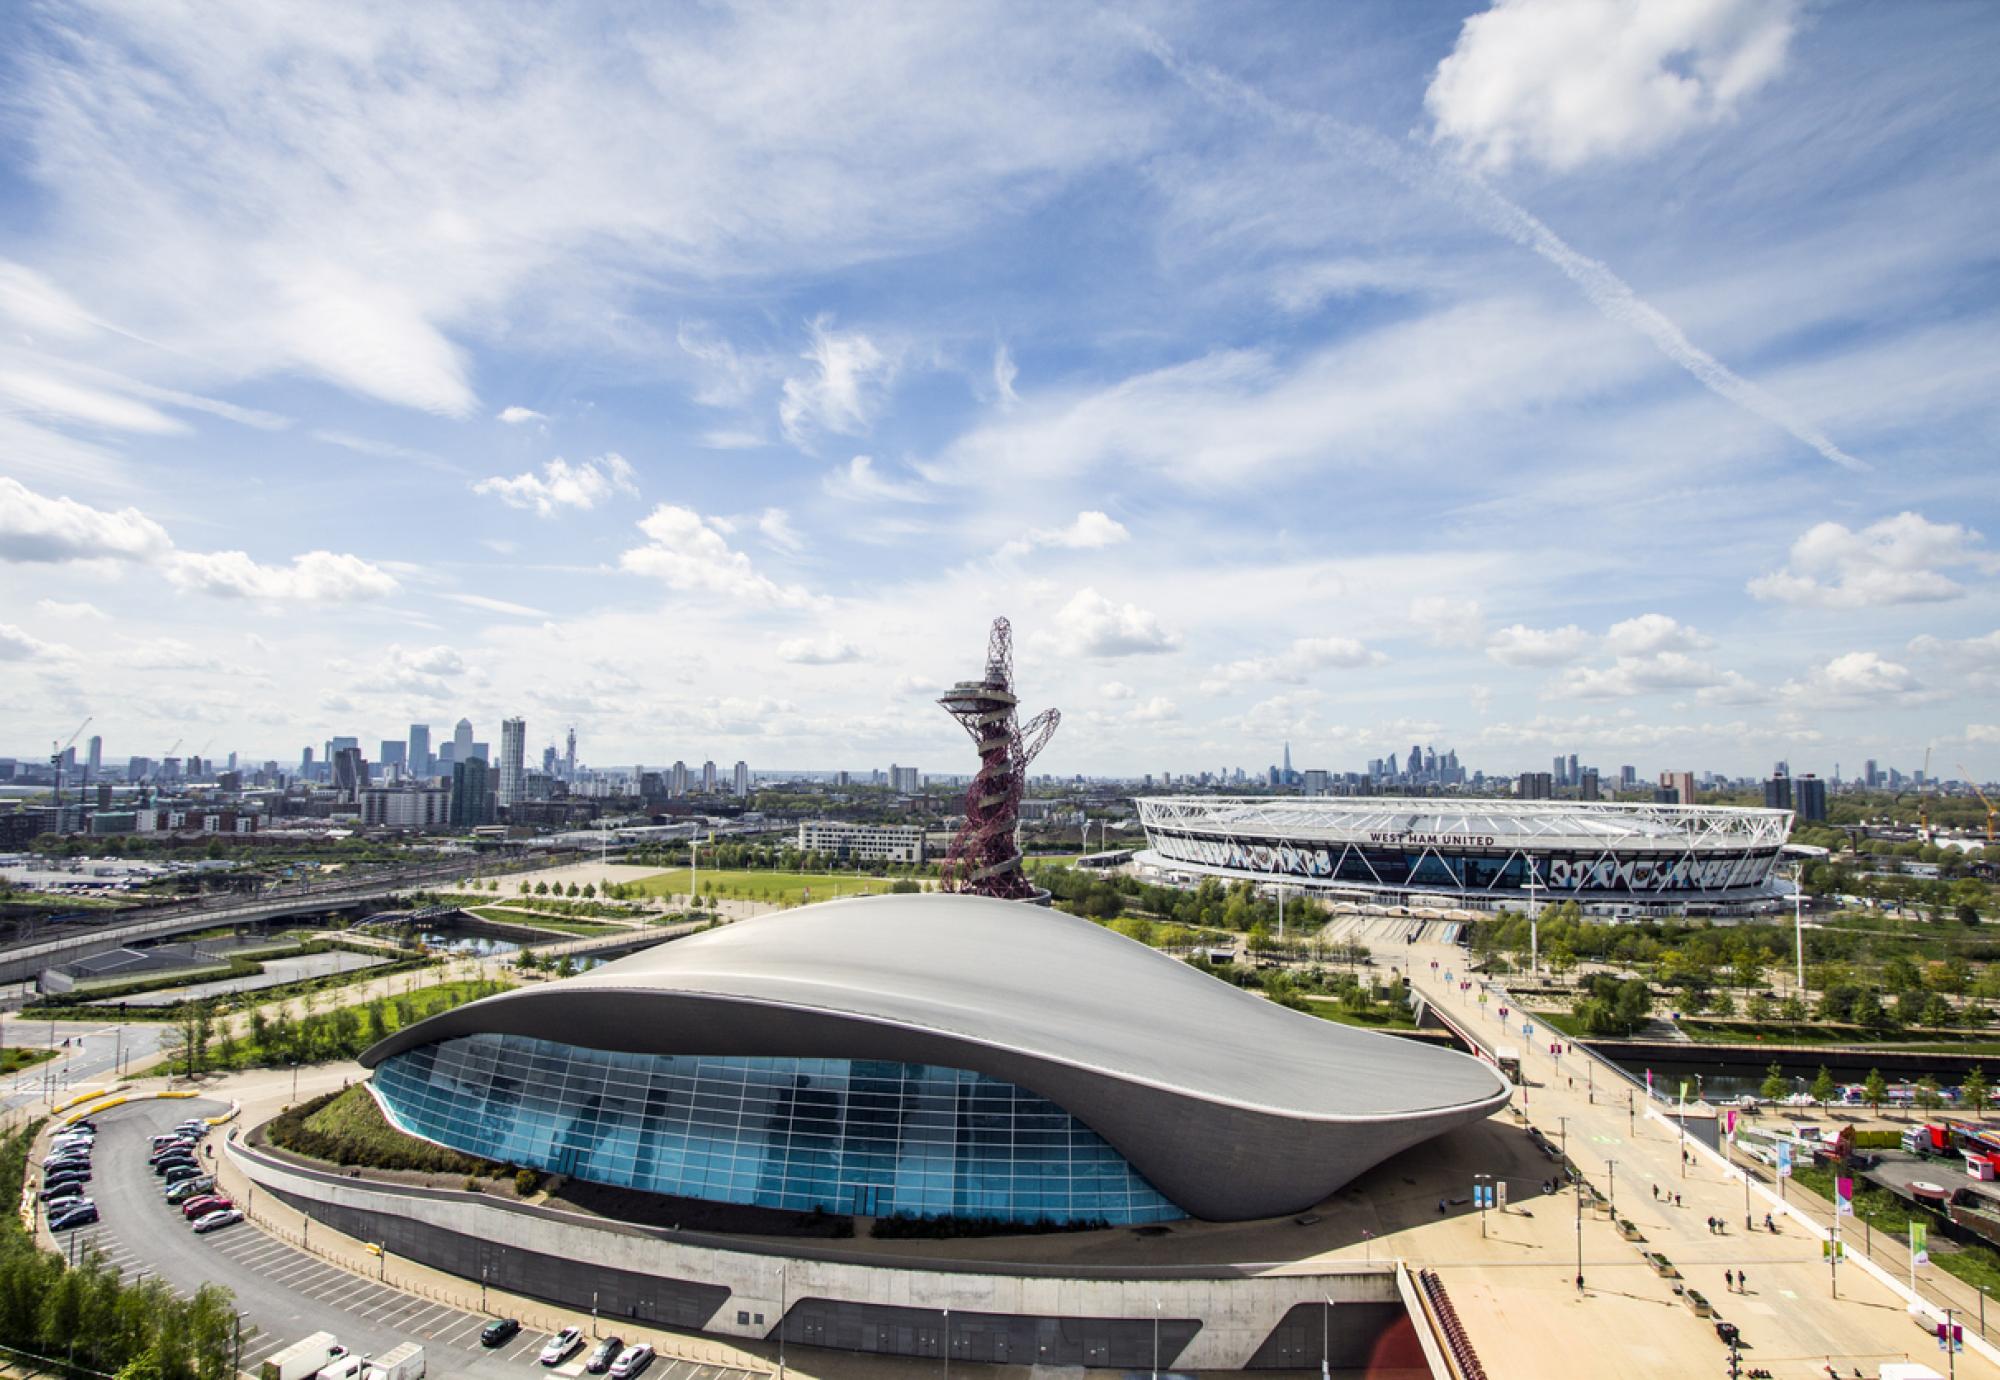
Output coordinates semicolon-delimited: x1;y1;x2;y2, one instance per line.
466;907;624;936
1302;996;1418;1030
0;1047;55;1076
624;869;906;904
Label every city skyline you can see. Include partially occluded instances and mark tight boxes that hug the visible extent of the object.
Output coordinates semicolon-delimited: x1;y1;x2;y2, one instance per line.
0;4;1995;777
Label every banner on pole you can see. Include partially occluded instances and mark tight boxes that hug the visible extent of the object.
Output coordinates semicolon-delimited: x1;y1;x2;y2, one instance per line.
1823;1239;1846;1260
1726;1109;1737;1139
1679;1079;1690;1106
1776;1142;1793;1178
1836;1177;1854;1215
1912;1221;1930;1266
1497;1181;1508;1213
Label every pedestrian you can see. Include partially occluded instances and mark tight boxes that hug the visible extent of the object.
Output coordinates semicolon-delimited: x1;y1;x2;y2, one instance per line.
1725;1269;1735;1292
1739;1269;1747;1293
1652;1183;1659;1201
1674;1193;1682;1207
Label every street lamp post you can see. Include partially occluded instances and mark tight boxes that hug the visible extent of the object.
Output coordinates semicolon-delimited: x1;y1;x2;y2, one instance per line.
1474;1173;1492;1239
1573;1168;1584;1293
778;1262;787;1378
1606;1160;1616;1217
1557;1115;1569;1164
1152;1298;1160;1379
942;1307;950;1380
1322;1295;1332;1380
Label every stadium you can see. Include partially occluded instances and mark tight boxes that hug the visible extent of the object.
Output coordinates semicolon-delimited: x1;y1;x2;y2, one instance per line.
1136;796;1795;916
359;892;1509;1224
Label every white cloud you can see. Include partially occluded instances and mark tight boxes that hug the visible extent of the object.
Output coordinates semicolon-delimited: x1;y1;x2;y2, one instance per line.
1049;588;1181;658
35;599;107;622
443;592;547;618
1100;681;1136;701
1779;650;1936;708
1202;637;1385;692
779;317;892;446
619;503;818;608
1549;652;1725;700
1486;622;1590;666
776;634;862;665
473;453;638;516
823;455;931;504
1909;630;2000;670
1968;725;2000;747
1749;513;1994;608
1409;596;1483;647
756;508;804;555
1603;613;1712;656
166;549;401;602
998;510;1130;559
0;477;173;564
993;343;1020;406
1426;0;1801;173
0;369;186;434
1127;695;1178;723
0;624;71;662
497;405;546;424
1693;671;1769;707
698;429;765;451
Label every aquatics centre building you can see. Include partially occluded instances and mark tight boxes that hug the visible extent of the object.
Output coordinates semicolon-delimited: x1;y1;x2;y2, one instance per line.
359;892;1509;1224
1136;796;1795;915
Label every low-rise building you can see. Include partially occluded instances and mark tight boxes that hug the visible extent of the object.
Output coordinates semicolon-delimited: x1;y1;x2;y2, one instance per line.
797;820;925;864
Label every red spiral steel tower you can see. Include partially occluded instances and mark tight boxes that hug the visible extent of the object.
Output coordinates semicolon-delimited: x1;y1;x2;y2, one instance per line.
937;617;1060;900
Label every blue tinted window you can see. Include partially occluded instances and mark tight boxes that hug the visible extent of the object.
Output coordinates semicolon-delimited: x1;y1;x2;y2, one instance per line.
373;1035;1179;1225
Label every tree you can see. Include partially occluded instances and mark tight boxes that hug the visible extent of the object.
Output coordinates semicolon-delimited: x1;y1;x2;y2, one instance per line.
1780;995;1809;1023
1810;1066;1837;1109
1965;1066;1991;1122
1916;1075;1944;1114
1863;1068;1889;1119
581;883;596;899
1760;1062;1788;1102
534;881;550;895
1546;943;1577;987
1707;989;1735;1017
1744;992;1773;1022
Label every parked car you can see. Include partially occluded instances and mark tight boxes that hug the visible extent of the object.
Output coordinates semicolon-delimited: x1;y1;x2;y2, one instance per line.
153;1156;199;1177
191;1208;243;1234
43;1170;90;1189
42;1155;90;1174
584;1337;624;1374
539;1328;583;1367
480;1319;521;1348
40;1183;85;1207
607;1344;653;1379
50;1203;98;1231
163;1164;206;1186
165;1177;216;1203
181;1195;232;1220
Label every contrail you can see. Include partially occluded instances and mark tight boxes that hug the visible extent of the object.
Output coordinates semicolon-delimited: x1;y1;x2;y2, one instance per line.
1129;26;1867;474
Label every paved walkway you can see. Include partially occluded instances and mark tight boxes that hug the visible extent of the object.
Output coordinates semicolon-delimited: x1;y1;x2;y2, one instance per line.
1406;941;1999;1379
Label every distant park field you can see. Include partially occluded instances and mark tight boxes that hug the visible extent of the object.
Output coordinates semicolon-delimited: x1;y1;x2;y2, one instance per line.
623;868;914;904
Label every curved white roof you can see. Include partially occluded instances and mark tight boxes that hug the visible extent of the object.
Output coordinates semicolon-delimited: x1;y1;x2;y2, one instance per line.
370;892;1501;1120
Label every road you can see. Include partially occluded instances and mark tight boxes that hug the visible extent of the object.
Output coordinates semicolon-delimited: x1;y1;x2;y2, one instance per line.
52;1096;764;1380
1;1014;166;1121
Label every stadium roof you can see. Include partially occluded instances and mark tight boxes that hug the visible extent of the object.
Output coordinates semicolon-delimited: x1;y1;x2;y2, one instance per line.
1138;796;1793;851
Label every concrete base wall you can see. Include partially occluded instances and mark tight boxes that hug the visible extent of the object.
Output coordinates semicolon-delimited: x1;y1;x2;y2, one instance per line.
232;1138;1405;1371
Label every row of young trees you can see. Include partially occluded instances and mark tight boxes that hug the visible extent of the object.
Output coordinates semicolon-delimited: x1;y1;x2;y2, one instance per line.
1757;1061;1989;1117
166;978;514;1073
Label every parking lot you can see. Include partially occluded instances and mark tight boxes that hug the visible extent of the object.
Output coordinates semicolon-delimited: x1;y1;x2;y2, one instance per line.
57;1098;763;1380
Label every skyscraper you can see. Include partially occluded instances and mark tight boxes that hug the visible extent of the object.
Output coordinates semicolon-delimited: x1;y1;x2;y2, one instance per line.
408;723;431;779
670;761;688;795
378;741;408;773
564;727;577;781
450;757;492;827
733;760;750;796
701;760;718;793
453;718;475;765
498;718;526;809
86;735;102;777
1658;770;1696;805
1796;774;1828;823
1406;745;1422;778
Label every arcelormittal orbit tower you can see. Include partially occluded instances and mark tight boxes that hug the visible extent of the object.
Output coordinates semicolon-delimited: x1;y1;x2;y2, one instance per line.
937;617;1060;900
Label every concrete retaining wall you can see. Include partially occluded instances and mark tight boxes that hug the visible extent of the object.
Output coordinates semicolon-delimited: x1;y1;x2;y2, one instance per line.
231;1137;1406;1371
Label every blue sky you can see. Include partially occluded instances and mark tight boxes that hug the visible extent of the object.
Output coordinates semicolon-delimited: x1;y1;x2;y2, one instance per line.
0;0;1996;780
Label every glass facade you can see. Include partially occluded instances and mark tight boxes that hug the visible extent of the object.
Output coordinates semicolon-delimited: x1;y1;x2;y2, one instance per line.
372;1033;1181;1225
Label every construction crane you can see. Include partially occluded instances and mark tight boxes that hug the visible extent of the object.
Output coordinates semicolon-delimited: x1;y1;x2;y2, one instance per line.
49;716;91;813
1962;763;1998;844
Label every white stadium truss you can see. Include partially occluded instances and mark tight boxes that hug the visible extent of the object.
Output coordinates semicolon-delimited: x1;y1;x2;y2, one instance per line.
1135;796;1794;905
